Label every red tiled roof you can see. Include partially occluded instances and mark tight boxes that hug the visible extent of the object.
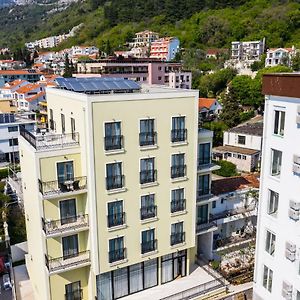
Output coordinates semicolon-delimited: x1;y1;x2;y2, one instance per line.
26;91;45;102
0;70;42;75
15;83;40;94
212;174;260;196
199;98;216;110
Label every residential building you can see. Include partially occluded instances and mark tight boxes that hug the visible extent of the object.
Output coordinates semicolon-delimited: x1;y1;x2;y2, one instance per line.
76;58;192;89
150;37;180;61
129;30;159;48
198;98;222;121
206;49;227;59
0;112;35;163
213;121;263;172
70;46;99;57
231;39;265;61
0;60;26;70
0;99;17;113
0;79;29;99
265;47;297;67
253;73;300;300
19;77;198;300
0;70;42;87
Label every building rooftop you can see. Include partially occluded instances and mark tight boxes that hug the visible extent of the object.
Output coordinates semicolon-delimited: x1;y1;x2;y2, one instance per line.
212;174;260;196
199;98;216;110
213;145;260;155
227;122;263;136
0;70;42;76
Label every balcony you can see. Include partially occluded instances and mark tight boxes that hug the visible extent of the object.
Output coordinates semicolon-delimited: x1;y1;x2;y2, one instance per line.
140;170;157;185
104;135;123;151
19;125;80;151
42;214;89;237
197;190;213;202
171;199;186;213
45;250;90;274
197;160;220;173
171;129;187;143
196;221;218;234
171;165;186;179
38;176;87;198
109;248;126;263
65;289;83;300
170;232;185;246
141;239;157;254
106;175;124;190
107;212;126;228
139;132;157;147
210;205;256;222
140;205;157;220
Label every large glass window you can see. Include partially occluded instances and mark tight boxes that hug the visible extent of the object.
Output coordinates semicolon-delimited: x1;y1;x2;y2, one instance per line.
141;194;156;220
265;230;276;256
141;229;156;254
62;234;79;258
140;119;156;146
113;268;128;299
106;162;123;190
140;158;156;184
262;265;273;292
61;113;65;134
144;259;158;289
107;200;124;228
57;161;74;184
271;149;282;176
109;237;125;263
197;204;209;225
60;199;76;225
104;122;122;151
171;153;186;178
8;126;18;132
171;116;186;142
274;110;285;136
238;135;246;145
268;190;279;216
198;143;210;166
198;174;210;196
65;281;82;300
129;264;143;294
171;222;185;245
171;188;185;213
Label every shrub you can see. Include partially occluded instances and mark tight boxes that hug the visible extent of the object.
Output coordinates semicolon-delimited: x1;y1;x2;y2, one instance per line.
211;260;220;270
213;160;238;177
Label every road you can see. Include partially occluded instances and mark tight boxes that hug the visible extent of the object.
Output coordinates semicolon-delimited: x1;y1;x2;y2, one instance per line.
0;274;12;300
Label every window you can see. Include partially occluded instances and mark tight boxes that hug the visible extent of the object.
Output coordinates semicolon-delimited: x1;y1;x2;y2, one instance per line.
227;153;232;157
71;117;76;140
171;153;186;178
106;162;123;190
242;155;247;160
171;117;186;143
271;149;282;176
65;281;82;300
198;143;210;166
140;158;156;184
60;199;76;225
61;113;65;134
197;204;208;225
49;109;54;130
268;190;279;216
141;229;156;254
104;122;122;151
238;135;246;145
198;174;210;197
265;230;276;256
9;138;18;146
62;234;79;258
171;188;185;213
57;161;74;185
109;237;125;263
107;200;124;228
140;119;156;146
8;126;18;132
237;154;242;159
140;194;156;220
274;110;285;136
171;222;185;245
262;265;273;292
212;201;216;209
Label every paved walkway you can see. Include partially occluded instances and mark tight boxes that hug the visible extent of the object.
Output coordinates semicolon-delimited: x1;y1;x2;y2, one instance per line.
13;265;34;300
122;265;216;300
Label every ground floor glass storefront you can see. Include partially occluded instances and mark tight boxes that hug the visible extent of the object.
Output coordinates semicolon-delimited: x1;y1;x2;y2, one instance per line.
96;250;187;300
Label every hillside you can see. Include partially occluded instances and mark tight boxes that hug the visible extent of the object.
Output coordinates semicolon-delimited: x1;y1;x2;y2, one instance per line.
0;0;300;51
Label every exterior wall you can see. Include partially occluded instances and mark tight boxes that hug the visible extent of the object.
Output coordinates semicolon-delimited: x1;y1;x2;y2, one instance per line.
223;154;253;173
223;131;262;151
254;95;300;299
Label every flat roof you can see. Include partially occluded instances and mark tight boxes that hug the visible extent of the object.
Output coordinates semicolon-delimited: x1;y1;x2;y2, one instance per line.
213;145;260;156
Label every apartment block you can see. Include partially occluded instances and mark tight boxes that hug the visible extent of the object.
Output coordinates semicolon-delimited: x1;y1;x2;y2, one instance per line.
0;70;42;87
265;47;297;67
253;74;300;300
231;39;265;61
150;37;180;61
19;77;198;300
129;30;159;48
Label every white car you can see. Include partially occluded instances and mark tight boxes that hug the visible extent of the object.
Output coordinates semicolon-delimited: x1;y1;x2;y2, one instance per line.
3;274;12;290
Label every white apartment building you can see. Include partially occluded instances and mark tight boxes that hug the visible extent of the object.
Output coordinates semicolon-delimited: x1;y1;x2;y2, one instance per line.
265;47;297;67
213;122;263;172
253;73;300;300
231;39;265;61
129;30;159;48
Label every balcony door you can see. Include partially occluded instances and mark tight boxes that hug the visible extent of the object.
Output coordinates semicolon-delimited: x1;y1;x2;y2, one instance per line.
57;161;74;184
198;175;210;196
65;281;81;300
62;234;79;258
140;119;155;146
197;204;208;225
60;199;76;225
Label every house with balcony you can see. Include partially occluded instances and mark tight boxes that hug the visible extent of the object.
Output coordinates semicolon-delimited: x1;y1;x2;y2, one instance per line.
213;121;263;172
150;37;180;61
129;30;159;48
19;77;200;300
0;79;29;99
265;46;297;67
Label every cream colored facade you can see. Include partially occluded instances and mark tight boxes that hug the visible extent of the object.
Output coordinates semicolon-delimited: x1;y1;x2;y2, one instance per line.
19;83;199;300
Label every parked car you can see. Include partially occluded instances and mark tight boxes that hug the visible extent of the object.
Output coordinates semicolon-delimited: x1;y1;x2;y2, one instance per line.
2;274;12;290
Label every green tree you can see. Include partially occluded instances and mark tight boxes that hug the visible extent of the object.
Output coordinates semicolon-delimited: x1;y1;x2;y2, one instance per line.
213;160;238;177
63;53;73;78
202;121;228;146
292;52;300;71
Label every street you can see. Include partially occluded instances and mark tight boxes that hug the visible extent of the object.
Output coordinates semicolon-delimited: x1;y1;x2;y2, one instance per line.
0;274;12;300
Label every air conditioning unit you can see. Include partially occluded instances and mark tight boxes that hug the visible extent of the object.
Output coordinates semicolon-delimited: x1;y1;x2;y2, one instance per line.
285;250;296;262
289;208;299;221
286;241;296;253
293;163;300;174
294;155;300;165
283;281;293;293
290;200;300;211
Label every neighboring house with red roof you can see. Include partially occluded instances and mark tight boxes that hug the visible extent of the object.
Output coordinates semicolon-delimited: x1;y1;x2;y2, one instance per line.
206;49;228;59
265;46;297;67
0;79;29;100
0;69;42;87
199;98;222;120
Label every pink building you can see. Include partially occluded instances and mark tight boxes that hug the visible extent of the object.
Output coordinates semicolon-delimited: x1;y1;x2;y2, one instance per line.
150;37;180;61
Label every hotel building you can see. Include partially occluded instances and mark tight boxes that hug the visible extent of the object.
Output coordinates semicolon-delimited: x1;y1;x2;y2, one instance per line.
253;74;300;299
19;78;199;300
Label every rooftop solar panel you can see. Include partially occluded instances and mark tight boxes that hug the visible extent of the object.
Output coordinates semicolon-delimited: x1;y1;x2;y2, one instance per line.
55;77;141;94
